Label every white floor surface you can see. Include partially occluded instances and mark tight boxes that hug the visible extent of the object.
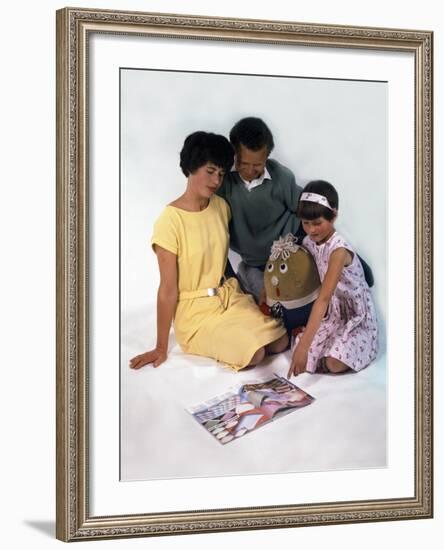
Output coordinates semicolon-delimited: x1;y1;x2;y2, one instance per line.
121;308;386;482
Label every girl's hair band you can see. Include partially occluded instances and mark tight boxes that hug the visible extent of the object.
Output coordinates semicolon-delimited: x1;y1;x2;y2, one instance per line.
300;192;333;211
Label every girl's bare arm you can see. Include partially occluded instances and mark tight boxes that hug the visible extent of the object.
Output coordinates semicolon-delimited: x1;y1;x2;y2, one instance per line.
288;247;351;377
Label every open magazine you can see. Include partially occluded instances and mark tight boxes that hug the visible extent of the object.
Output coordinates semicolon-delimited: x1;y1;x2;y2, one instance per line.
187;374;315;444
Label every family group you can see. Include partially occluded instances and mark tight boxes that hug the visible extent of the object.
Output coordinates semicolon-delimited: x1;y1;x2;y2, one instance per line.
129;117;378;377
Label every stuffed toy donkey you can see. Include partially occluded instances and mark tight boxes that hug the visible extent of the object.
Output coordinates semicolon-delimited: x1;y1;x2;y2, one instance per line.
262;233;321;334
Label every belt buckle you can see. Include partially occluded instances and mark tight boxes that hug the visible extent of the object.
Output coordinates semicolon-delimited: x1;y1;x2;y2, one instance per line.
207;288;217;297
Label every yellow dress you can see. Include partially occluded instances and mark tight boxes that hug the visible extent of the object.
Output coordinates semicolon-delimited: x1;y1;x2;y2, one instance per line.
151;195;286;370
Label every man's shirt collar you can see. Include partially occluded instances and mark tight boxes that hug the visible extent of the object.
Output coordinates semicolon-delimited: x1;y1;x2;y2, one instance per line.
231;165;272;191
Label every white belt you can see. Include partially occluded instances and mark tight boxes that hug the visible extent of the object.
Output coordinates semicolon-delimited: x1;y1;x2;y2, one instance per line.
179;287;221;300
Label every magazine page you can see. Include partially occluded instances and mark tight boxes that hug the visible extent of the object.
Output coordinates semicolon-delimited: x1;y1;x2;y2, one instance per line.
187;374;315;444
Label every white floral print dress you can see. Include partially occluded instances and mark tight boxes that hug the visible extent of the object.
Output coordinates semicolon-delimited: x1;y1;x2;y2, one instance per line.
293;232;379;373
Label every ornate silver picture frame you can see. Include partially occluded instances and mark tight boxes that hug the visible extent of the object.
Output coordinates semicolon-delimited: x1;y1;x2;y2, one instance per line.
56;7;433;542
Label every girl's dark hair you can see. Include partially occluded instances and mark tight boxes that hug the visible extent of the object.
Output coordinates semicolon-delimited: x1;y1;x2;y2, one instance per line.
229;117;274;154
180;131;234;177
297;180;339;222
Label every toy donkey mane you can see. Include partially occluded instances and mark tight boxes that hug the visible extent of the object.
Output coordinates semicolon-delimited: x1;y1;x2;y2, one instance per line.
269;233;300;261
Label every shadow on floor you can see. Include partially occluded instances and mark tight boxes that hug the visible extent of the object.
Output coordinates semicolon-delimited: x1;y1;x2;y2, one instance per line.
24;520;55;538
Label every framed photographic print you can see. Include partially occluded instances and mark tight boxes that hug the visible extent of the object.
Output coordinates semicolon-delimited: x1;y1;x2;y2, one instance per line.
56;7;433;542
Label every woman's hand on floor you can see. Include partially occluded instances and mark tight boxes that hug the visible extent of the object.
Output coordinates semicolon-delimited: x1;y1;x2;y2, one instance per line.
129;348;167;369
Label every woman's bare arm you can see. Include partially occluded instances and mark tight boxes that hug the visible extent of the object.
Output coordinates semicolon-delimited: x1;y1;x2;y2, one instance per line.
129;245;178;369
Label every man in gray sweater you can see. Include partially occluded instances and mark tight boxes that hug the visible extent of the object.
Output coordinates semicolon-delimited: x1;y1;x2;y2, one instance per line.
217;116;374;302
217;117;303;301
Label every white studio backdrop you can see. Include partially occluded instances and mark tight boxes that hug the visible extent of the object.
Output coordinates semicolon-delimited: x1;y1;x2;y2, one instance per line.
120;63;387;331
1;1;442;550
118;67;389;483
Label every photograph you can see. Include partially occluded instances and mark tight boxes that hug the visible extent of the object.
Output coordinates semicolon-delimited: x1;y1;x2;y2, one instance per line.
120;67;387;482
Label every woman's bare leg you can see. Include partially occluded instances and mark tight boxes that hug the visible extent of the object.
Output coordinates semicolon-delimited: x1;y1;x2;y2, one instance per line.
246;334;288;368
325;356;349;374
265;333;289;355
247;346;266;366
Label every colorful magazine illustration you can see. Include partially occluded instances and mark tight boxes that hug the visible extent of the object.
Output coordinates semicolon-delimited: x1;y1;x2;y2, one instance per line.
187;374;315;444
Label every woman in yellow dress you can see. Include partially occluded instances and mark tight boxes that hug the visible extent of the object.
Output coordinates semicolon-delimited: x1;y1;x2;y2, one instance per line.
129;131;288;371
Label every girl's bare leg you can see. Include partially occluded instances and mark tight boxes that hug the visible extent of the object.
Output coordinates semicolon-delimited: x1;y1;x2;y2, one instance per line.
265;333;289;355
325;356;349;373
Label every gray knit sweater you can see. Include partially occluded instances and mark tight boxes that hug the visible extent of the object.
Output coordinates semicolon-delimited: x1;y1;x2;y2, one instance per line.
217;158;302;266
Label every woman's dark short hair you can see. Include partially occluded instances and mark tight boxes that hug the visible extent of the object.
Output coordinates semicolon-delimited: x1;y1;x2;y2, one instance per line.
297;180;339;222
229;117;275;154
179;131;234;177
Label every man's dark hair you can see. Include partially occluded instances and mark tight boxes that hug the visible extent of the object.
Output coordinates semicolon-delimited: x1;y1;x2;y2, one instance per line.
229;117;275;154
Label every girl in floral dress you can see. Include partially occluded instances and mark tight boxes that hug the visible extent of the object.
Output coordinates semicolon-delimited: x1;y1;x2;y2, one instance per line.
288;180;378;377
